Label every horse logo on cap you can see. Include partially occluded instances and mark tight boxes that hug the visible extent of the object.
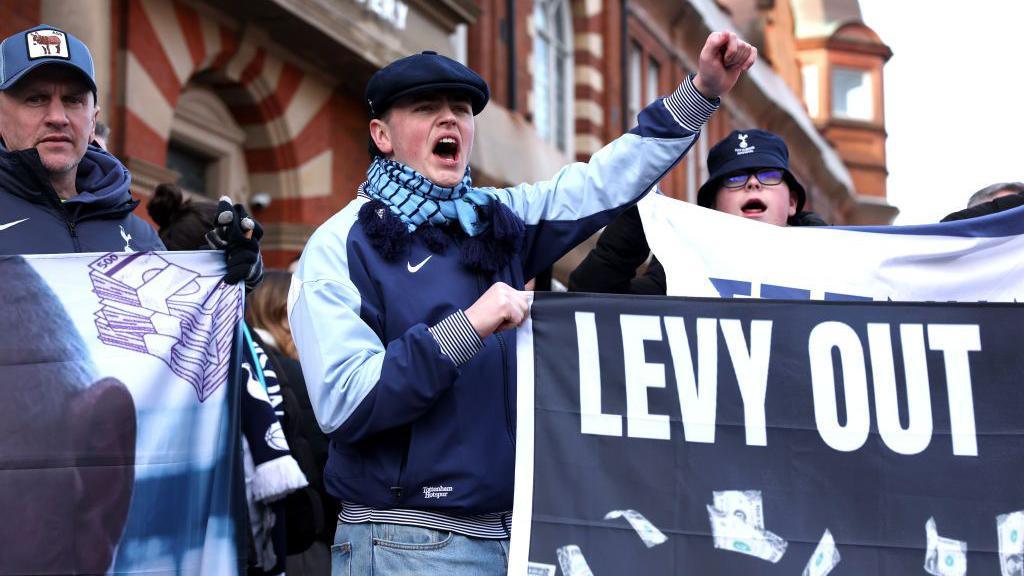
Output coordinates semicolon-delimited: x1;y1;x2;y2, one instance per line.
26;29;68;60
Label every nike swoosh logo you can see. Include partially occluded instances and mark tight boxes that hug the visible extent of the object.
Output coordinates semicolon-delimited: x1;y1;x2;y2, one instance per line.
407;255;433;273
0;218;28;231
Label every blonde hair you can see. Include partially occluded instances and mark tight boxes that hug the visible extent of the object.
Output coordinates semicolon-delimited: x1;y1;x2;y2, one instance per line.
245;269;297;360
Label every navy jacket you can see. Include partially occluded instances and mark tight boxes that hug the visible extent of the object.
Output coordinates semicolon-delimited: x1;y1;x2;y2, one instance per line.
0;145;163;255
289;79;718;515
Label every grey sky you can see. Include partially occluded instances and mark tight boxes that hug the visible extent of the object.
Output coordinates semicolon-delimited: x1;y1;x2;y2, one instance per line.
858;0;1024;223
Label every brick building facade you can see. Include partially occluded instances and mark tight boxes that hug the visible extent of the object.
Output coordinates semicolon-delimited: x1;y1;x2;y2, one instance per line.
1;0;894;271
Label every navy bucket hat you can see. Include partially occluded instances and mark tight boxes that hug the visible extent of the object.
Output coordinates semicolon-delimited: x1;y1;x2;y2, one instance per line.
697;129;806;212
0;25;96;93
365;50;489;118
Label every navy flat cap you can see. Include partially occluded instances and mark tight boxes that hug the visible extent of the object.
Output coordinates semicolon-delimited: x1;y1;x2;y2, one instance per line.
366;50;489;118
697;129;806;212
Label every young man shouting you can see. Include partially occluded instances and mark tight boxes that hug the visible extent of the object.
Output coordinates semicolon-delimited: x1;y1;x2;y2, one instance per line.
289;32;756;575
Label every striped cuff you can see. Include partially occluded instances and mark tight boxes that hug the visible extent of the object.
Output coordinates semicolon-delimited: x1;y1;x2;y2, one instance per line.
429;310;483;366
663;74;720;132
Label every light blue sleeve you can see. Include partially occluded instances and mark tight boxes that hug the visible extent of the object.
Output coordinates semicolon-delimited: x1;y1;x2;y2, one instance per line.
487;75;719;279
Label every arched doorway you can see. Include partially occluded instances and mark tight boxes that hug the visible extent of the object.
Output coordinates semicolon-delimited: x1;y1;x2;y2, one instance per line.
166;84;250;203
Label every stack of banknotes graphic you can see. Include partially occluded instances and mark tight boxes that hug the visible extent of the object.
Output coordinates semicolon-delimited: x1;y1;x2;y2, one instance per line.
89;252;240;401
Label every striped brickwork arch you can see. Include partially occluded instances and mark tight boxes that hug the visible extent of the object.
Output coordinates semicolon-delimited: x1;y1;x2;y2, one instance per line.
118;0;366;264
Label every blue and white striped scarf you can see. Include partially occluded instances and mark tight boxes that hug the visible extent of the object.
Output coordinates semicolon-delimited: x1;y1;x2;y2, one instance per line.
363;157;498;237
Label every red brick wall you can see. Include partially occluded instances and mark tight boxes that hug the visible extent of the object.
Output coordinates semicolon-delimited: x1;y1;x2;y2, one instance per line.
468;0;504;108
513;0;532;115
468;0;531;119
0;0;41;39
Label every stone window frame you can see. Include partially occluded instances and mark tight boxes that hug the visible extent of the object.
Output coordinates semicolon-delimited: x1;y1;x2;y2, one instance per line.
531;0;574;153
168;85;251;204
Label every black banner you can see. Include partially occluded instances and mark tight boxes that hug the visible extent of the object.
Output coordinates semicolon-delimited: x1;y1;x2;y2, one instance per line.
516;292;1024;575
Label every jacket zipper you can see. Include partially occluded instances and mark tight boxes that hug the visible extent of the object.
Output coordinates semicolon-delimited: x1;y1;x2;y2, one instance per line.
36;178;83;252
495;332;516;447
65;217;81;252
390;428;411;504
476;272;516;448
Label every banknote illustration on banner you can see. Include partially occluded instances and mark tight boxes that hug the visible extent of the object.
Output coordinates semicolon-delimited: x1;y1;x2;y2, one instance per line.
0;252;244;575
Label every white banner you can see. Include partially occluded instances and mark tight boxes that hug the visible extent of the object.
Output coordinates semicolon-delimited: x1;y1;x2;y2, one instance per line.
0;252;244;575
638;194;1024;302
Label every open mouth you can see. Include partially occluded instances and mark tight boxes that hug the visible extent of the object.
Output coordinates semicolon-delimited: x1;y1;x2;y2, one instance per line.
741;199;767;215
432;136;459;166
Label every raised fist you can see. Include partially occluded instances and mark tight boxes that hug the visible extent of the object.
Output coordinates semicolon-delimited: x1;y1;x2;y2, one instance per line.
692;31;758;100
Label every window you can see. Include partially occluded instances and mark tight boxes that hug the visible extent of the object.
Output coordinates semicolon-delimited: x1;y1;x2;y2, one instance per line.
166;142;213;197
451;23;468;65
802;64;820;117
831;67;873;121
627;43;643;125
646;57;661;103
532;0;573;152
686;128;709;204
686;143;698;203
627;40;663;127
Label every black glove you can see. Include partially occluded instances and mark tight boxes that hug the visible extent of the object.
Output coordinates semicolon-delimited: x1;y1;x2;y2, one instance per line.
205;196;264;289
941;193;1024;223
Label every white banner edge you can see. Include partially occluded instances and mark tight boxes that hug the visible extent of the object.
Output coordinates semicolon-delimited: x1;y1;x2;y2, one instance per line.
508;291;536;574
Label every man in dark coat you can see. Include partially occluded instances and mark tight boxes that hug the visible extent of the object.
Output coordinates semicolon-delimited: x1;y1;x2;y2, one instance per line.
0;24;263;286
941;182;1024;222
0;22;264;574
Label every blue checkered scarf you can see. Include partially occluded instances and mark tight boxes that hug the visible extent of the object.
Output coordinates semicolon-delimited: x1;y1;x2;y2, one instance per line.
363;157;497;237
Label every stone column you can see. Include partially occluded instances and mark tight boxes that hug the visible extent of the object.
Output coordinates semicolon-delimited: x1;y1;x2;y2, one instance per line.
41;0;112;122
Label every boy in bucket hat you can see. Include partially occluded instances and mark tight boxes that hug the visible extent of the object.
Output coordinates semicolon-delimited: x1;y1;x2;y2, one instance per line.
697;128;811;226
289;32;757;575
570;128;826;295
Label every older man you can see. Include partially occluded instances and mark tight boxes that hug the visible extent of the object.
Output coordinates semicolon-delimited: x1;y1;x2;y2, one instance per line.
966;182;1024;208
0;24;262;285
940;181;1024;222
290;32;756;575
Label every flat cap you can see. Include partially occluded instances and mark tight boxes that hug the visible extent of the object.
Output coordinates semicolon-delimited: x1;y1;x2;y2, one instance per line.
366;50;489;118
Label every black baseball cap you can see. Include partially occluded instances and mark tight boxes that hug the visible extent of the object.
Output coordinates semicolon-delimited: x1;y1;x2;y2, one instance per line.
365;51;489;118
697;129;806;212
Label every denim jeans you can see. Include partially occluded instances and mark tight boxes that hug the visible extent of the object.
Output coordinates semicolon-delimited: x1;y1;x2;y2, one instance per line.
331;520;509;576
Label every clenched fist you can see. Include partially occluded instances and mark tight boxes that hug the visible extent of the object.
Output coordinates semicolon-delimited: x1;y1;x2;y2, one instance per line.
465;282;530;338
692;31;758;100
